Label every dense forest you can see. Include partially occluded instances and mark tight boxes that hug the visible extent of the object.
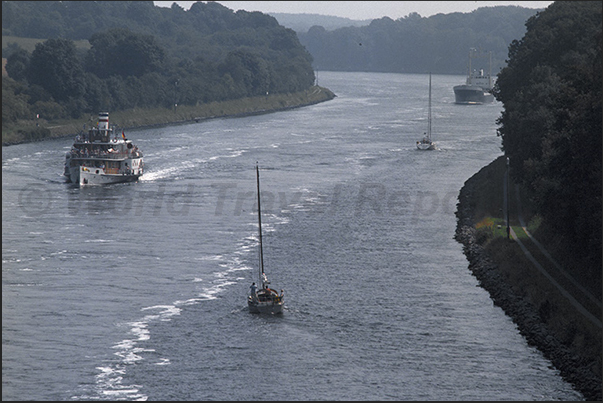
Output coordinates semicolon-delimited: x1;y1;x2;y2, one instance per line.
2;1;315;125
296;6;543;75
494;1;602;284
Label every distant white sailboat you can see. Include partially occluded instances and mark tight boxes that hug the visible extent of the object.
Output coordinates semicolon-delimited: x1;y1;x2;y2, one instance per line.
247;163;284;314
417;73;436;151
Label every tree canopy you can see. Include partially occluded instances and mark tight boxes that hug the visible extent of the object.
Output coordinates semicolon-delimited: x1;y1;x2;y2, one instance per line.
493;1;602;279
28;38;86;104
86;28;166;79
2;1;315;123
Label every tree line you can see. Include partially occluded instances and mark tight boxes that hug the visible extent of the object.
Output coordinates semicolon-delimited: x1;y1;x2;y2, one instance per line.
494;1;602;283
296;6;543;75
2;1;315;124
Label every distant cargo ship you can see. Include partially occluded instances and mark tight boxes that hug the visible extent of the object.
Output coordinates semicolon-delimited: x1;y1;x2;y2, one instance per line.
453;49;494;105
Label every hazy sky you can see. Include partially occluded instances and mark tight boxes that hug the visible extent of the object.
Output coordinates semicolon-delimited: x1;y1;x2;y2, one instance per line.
153;1;554;20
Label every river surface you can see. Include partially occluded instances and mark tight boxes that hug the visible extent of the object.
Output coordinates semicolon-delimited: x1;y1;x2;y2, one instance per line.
2;71;583;400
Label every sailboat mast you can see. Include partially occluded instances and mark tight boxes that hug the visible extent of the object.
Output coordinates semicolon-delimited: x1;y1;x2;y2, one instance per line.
488;51;493;89
256;164;265;281
428;73;432;140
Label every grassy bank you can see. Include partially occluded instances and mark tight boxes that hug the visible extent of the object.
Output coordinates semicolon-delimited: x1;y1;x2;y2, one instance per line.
2;85;336;146
458;156;602;399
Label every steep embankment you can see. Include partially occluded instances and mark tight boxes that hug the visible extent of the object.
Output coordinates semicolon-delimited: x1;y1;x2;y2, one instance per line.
455;156;602;401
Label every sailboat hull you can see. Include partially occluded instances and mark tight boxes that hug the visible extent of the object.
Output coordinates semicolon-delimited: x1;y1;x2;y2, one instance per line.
416;142;436;150
248;287;284;314
248;300;284;314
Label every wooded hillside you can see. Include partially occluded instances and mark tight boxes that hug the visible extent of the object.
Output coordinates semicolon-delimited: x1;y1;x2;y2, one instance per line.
2;1;315;126
297;5;543;75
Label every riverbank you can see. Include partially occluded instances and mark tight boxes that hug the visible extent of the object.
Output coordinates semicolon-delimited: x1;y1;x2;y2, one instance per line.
1;85;336;146
455;156;602;401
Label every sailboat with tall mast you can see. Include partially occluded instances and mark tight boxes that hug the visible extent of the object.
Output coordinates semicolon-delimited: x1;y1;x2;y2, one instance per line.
247;163;284;314
416;73;436;150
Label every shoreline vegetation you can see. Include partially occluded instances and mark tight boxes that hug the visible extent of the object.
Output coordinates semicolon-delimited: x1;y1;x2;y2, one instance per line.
455;156;602;401
1;85;336;146
4;73;600;398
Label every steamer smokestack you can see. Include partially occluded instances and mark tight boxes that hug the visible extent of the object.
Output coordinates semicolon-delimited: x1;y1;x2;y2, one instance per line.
98;112;109;131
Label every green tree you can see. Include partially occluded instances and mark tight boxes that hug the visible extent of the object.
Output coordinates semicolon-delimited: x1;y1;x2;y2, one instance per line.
219;50;270;97
86;28;166;79
82;72;112;113
493;1;602;280
2;76;32;123
5;46;30;82
28;38;86;104
2;0;320;128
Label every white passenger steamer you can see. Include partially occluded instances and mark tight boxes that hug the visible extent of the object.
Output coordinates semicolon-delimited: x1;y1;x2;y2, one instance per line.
64;113;144;186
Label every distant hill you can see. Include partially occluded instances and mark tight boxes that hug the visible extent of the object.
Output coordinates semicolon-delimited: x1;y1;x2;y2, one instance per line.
269;12;371;33
297;5;546;75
